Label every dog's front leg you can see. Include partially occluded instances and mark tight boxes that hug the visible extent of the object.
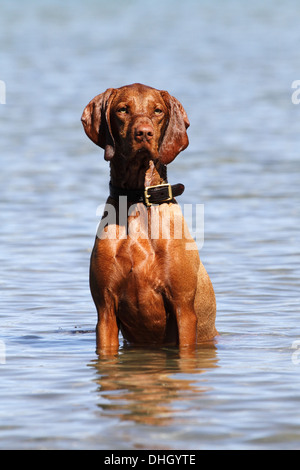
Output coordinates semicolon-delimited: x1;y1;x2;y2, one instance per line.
92;281;119;355
174;304;197;349
96;304;119;355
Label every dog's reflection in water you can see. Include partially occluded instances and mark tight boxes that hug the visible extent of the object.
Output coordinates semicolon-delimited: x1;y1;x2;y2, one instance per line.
89;342;218;426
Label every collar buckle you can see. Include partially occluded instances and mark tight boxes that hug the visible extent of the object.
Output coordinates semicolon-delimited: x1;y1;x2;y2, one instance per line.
144;183;173;207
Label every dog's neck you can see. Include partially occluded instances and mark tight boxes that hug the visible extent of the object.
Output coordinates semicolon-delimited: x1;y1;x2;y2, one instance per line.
109;152;167;189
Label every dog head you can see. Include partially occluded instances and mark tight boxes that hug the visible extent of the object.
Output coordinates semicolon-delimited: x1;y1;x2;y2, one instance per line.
81;83;189;165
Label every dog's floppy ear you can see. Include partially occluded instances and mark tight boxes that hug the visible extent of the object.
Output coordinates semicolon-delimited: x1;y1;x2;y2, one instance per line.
81;88;116;161
159;91;190;165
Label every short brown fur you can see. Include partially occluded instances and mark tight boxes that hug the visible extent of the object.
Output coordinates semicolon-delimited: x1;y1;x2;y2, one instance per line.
82;83;217;353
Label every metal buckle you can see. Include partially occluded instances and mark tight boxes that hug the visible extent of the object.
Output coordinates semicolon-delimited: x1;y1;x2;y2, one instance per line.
144;183;173;207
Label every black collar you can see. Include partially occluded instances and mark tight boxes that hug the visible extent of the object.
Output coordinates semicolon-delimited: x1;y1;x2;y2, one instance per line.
109;182;185;207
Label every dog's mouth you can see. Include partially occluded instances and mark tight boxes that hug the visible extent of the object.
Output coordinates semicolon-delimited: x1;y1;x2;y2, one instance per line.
132;138;159;157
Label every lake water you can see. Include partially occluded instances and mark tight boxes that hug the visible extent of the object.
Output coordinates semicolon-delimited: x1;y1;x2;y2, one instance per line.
1;0;300;450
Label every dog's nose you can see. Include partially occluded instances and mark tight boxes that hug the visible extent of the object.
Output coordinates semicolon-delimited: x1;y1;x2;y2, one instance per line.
134;123;154;142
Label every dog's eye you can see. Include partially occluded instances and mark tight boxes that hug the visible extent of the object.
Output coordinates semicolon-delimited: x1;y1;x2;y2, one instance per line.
154;108;163;115
118;107;128;114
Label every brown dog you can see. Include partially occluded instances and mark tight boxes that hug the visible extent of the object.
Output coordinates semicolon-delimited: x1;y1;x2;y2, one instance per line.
82;83;217;353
